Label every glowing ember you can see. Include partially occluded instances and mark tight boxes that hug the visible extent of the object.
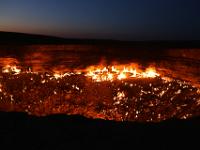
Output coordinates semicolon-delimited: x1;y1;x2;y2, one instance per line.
0;62;199;122
53;73;65;79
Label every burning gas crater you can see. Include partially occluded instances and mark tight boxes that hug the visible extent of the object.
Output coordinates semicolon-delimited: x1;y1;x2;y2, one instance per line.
0;63;200;122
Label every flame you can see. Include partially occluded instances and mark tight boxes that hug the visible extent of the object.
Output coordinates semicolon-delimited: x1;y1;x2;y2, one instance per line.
2;65;21;74
1;63;160;82
117;72;126;80
141;67;160;78
85;64;160;82
53;73;64;79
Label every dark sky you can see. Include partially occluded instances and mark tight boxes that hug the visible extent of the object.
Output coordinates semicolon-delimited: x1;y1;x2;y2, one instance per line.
0;0;200;40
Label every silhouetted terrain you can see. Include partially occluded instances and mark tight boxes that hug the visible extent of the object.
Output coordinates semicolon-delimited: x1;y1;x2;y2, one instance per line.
0;31;116;45
0;112;199;149
1;31;200;48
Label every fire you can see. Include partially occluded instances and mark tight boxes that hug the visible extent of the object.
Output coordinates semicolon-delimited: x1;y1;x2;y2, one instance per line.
2;65;21;74
85;64;160;82
141;67;160;78
1;60;200;122
1;63;160;82
52;72;74;79
53;73;64;79
117;72;126;80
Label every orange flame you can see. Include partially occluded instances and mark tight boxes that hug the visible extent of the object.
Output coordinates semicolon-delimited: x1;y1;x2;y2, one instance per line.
2;65;21;74
85;64;160;82
1;63;160;82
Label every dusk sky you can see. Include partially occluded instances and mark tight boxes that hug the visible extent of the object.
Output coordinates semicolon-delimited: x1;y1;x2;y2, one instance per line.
0;0;200;40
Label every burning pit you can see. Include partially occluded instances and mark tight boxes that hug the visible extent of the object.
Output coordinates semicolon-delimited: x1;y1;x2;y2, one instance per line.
0;57;199;122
